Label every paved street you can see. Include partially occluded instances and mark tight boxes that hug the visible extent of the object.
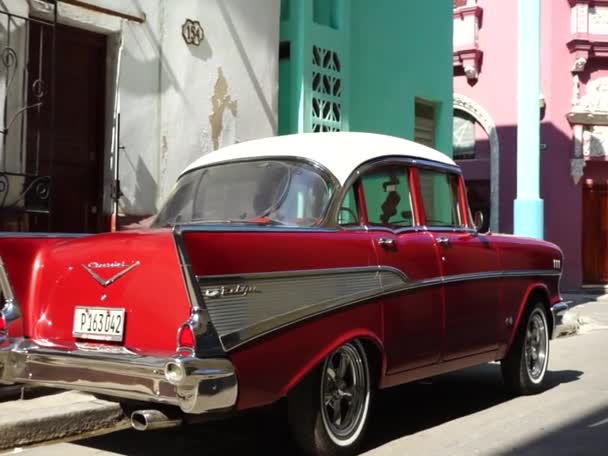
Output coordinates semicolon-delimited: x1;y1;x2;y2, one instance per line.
4;298;608;456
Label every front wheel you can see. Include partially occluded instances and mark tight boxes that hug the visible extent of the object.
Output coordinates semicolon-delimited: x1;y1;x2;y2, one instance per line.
288;340;372;456
501;302;550;395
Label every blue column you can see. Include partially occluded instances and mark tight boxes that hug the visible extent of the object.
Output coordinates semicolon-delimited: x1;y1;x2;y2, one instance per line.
514;0;543;239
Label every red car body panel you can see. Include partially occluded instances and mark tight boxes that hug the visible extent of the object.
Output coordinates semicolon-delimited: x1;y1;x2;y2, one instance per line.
0;140;565;419
229;302;383;410
1;231;191;355
182;230;377;276
0;236;80;338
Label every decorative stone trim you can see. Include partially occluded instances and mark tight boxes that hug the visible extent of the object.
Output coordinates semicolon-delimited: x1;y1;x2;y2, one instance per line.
567;76;608;183
453;0;483;81
453;93;499;232
567;0;608;73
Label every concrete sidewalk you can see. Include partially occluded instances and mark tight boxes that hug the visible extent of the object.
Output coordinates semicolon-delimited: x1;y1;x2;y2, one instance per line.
0;391;125;451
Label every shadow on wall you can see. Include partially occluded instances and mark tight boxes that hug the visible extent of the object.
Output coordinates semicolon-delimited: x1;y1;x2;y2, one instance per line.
119;153;158;217
461;121;576;233
120;0;192;113
217;0;277;133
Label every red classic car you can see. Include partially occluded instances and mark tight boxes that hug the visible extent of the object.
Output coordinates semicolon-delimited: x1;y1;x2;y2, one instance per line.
0;132;567;455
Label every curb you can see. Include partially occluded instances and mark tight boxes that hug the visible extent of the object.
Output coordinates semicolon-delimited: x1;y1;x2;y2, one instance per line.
0;391;125;451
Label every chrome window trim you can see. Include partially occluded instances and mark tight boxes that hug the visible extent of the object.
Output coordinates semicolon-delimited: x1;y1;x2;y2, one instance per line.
197;267;560;351
329;156;468;231
0;233;91;239
176;224;339;234
0;256;21;325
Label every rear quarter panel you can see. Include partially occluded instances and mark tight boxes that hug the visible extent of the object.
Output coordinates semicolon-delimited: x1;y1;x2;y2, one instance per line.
0;235;81;337
181;229;383;410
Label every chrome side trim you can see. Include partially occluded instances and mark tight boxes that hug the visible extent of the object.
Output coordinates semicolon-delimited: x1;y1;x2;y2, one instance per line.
199;266;408;350
0;233;90;239
0;338;237;414
0;256;21;324
172;226;224;356
176;225;339;233
198;267;561;351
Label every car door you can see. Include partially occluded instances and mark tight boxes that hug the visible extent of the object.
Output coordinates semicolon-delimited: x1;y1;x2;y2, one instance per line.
417;168;500;360
340;163;443;374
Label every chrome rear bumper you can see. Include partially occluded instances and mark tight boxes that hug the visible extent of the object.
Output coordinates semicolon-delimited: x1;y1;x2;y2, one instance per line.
0;338;237;414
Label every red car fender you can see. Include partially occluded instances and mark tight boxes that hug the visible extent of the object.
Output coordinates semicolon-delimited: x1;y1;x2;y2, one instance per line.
278;329;385;398
229;302;385;411
505;282;551;352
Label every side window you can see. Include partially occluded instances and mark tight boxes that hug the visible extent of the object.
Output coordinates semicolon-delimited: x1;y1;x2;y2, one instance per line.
338;186;360;225
418;169;463;227
361;167;414;228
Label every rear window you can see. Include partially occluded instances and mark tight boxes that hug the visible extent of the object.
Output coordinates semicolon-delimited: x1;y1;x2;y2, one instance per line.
153;160;334;227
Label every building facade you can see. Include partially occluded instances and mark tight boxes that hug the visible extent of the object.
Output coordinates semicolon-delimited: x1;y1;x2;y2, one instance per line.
453;0;608;289
0;0;280;232
0;0;453;234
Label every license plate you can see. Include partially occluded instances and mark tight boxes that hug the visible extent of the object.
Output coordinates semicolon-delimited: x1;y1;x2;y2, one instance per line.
73;306;125;342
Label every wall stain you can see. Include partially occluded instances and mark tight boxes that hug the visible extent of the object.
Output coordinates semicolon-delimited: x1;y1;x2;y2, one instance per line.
209;67;238;150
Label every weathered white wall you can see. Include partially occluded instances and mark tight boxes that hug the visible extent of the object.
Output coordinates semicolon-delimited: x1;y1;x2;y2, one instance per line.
152;0;280;214
118;0;280;216
18;0;280;218
0;0;28;175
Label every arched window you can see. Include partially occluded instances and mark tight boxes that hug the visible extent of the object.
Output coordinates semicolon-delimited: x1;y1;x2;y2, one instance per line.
453;110;476;159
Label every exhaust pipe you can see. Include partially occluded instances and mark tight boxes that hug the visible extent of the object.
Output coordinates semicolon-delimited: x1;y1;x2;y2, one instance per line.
131;409;182;431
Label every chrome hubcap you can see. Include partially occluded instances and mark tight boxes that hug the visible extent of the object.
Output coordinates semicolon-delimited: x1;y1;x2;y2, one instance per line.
524;309;548;382
320;342;369;445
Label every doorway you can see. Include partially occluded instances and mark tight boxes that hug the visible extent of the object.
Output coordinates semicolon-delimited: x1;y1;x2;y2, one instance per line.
26;23;106;233
583;182;608;284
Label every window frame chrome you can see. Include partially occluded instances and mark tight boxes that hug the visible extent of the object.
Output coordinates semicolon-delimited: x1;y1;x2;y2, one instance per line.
328;156;475;234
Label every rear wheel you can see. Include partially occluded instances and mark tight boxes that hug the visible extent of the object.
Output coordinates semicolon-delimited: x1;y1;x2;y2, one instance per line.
288;340;371;456
501;302;550;395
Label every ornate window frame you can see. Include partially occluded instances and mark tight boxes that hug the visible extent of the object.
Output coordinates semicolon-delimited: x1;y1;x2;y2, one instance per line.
567;0;608;73
453;0;483;81
453;93;499;232
567;76;608;184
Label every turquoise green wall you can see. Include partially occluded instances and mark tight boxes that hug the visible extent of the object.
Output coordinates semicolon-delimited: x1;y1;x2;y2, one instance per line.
279;0;453;156
348;0;453;156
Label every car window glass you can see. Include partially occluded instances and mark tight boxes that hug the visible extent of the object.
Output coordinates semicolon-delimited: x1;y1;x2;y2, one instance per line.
338;186;360;225
153;160;333;227
361;168;413;228
418;169;463;227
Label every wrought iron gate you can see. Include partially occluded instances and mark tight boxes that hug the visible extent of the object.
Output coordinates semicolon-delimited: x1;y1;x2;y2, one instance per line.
0;1;56;231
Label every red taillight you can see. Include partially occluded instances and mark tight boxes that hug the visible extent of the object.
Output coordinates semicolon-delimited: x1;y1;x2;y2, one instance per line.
0;312;6;334
177;324;195;349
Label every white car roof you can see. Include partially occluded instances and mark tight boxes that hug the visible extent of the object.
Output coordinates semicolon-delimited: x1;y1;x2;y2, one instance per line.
181;132;456;185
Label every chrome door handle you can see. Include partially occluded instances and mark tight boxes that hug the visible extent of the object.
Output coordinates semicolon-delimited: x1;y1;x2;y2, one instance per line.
377;237;395;249
436;236;450;246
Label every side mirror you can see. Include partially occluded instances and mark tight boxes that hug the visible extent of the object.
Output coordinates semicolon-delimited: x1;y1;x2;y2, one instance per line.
473;211;484;231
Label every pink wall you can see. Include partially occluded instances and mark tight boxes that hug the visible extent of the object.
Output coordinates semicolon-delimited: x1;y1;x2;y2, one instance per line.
454;0;593;289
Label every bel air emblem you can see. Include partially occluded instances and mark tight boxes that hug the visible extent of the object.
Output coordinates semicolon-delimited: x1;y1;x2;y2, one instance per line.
203;284;257;299
82;261;140;287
